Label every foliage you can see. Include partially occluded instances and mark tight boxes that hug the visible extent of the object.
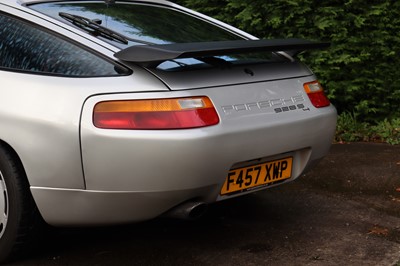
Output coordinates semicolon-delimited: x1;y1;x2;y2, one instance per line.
173;0;400;123
370;118;400;145
336;112;400;145
335;112;369;142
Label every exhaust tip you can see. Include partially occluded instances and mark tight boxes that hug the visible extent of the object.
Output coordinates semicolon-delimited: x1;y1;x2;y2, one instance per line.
187;202;208;220
164;201;208;220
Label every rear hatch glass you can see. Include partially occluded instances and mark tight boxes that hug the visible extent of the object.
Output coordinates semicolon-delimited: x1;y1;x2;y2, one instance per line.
30;1;309;89
30;2;288;63
30;2;241;46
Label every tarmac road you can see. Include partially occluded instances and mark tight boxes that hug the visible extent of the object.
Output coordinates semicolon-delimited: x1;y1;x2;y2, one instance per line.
6;143;400;266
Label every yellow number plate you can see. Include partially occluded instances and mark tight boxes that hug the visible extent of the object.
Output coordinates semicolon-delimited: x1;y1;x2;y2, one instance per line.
220;157;293;195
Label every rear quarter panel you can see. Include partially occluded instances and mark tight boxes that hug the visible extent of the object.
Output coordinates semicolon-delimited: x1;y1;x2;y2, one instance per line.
0;64;168;189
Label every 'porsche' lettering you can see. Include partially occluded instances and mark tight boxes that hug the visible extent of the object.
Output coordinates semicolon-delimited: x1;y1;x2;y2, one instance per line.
221;95;306;115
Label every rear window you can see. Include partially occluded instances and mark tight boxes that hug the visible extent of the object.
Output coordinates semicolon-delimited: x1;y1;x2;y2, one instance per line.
30;2;241;46
30;2;286;70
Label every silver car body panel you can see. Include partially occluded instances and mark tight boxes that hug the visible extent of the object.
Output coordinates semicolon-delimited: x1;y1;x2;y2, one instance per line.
0;71;169;189
147;61;312;90
32;75;336;225
1;0;337;226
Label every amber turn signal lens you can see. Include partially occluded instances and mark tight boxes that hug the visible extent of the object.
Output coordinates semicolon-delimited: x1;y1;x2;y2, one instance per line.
93;96;219;130
303;81;331;108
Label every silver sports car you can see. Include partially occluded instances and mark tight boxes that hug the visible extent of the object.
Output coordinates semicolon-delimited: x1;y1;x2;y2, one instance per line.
0;0;337;262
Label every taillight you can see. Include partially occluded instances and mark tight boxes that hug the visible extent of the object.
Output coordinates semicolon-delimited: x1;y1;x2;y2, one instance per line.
93;96;219;130
303;81;331;108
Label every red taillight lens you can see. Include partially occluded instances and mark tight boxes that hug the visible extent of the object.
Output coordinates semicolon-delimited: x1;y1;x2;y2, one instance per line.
93;97;219;130
303;81;331;108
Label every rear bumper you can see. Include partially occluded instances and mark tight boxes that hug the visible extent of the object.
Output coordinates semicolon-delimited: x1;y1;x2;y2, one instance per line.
30;185;217;226
34;110;336;226
33;77;337;226
30;147;315;226
31;145;323;226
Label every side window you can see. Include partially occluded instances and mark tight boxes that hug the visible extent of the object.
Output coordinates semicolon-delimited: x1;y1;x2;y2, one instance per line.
0;13;130;77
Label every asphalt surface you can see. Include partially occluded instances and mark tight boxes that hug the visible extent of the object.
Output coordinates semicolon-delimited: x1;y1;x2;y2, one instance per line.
6;143;400;266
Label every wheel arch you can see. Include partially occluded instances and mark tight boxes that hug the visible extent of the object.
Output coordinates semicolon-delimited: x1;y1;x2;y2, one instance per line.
0;139;31;188
0;138;45;263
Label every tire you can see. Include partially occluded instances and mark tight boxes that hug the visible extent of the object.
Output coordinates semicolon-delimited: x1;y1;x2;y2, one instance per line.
0;145;42;263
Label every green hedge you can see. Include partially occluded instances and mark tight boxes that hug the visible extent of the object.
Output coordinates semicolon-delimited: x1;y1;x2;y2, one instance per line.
174;0;400;123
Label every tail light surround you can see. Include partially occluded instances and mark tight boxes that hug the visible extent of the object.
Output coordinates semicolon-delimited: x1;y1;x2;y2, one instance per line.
93;96;219;130
303;81;331;108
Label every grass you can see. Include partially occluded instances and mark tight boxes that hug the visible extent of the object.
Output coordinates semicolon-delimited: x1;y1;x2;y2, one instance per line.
335;112;400;145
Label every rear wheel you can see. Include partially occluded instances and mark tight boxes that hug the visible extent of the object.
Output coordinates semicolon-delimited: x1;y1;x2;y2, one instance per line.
0;168;9;242
0;145;42;263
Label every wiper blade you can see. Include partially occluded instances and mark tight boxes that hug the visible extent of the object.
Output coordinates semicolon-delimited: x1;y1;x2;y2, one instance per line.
59;12;128;44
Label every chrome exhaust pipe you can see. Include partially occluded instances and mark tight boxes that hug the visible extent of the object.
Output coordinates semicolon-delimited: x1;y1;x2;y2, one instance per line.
164;201;208;220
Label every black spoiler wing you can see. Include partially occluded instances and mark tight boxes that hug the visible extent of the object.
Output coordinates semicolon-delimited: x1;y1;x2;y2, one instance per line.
114;38;330;67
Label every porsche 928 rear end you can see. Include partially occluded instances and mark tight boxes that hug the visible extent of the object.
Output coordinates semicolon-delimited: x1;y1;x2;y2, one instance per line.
0;0;336;262
13;0;337;225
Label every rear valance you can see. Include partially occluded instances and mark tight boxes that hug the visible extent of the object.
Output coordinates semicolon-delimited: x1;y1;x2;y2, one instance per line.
114;38;330;67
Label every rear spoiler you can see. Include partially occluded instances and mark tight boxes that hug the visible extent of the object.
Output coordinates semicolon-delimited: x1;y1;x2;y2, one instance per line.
114;38;330;67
